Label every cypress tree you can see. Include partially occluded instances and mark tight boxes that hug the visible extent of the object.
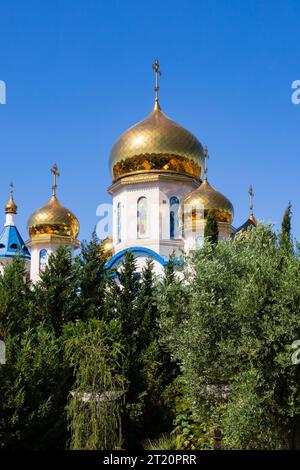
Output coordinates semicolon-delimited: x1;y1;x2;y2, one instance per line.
163;253;176;286
280;202;292;251
138;259;178;437
137;259;158;348
79;231;108;321
204;211;219;244
33;246;80;335
113;251;141;447
116;251;140;346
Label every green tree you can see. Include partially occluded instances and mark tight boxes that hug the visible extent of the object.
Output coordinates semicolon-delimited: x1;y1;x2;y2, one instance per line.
204;211;219;244
64;319;126;450
115;251;140;349
137;260;177;438
163;253;176;285
280;202;292;251
159;225;300;449
79;231;108;321
0;325;69;449
112;253;178;446
137;259;158;348
112;251;143;446
0;257;32;338
32;246;80;335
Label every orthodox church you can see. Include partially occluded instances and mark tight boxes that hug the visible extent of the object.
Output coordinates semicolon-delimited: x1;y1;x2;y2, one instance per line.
104;60;256;274
0;60;256;281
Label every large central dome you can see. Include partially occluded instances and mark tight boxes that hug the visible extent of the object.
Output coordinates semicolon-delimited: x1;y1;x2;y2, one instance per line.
109;102;203;182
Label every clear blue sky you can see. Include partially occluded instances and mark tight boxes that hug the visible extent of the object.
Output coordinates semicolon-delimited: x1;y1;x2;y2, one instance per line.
0;0;300;241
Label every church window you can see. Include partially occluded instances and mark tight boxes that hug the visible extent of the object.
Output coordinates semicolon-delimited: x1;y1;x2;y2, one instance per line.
137;197;148;238
117;202;122;243
170;196;180;239
39;249;48;274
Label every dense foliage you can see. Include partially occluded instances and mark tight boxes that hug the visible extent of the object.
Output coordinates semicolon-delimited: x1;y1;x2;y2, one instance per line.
1;209;300;449
159;224;300;449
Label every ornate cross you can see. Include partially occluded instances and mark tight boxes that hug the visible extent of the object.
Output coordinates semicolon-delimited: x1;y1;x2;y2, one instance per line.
249;184;254;213
203;146;209;181
9;181;14;196
152;59;161;104
51;163;60;196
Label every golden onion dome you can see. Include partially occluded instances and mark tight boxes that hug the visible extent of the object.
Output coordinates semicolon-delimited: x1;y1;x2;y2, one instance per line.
5;193;17;214
28;195;79;239
181;179;234;224
100;237;114;260
101;236;113;252
109;102;203;181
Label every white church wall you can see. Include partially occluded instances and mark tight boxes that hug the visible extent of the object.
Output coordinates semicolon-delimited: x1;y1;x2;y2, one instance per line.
30;242;55;284
111;177;196;258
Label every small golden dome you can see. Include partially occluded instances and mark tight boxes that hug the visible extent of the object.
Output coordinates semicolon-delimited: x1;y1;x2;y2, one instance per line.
249;213;256;224
181;179;234;224
28;195;79;239
109;102;203;181
5;194;17;214
102;237;113;252
100;237;114;260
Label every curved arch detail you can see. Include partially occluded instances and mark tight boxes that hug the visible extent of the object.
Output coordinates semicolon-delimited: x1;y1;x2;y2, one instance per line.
105;247;169;270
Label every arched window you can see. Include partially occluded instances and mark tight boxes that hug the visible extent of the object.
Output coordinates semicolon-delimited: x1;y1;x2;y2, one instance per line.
170;196;180;239
117;202;122;243
39;249;48;274
137;197;148;238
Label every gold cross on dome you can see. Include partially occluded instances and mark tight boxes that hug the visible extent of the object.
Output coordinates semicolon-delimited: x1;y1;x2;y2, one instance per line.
152;59;161;104
51;163;60;196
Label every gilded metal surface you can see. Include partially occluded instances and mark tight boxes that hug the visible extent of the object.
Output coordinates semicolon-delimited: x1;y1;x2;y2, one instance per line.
109;106;203;181
100;237;114;260
181;179;234;224
113;154;201;180
5;194;17;214
28;195;79;239
5;182;17;214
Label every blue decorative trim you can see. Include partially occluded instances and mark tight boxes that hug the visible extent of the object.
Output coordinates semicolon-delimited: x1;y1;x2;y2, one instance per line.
0;253;31;260
105;246;172;270
0;225;31;261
